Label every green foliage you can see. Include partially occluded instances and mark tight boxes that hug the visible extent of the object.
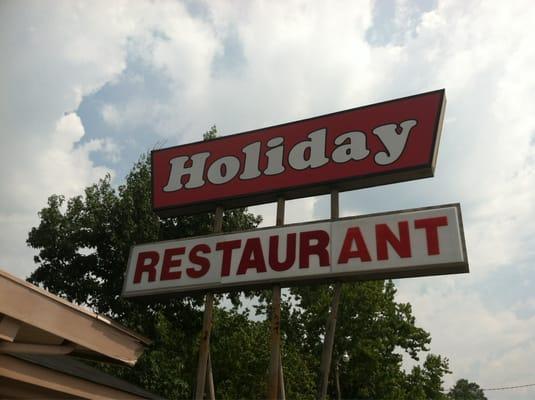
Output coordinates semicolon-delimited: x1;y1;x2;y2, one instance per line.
211;308;270;398
404;354;451;400
26;126;468;399
203;125;218;140
448;378;487;400
287;282;449;399
27;128;262;399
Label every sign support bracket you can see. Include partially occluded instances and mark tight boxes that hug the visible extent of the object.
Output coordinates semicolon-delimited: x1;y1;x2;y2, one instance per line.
195;206;223;400
268;197;286;399
317;190;342;400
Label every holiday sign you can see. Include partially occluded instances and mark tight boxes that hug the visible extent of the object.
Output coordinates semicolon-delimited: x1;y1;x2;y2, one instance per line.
152;90;446;216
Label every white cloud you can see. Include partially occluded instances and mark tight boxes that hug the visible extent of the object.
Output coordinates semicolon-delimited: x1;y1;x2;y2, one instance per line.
396;278;535;399
101;104;122;128
251;196;327;228
0;1;138;276
1;0;534;397
237;1;534;396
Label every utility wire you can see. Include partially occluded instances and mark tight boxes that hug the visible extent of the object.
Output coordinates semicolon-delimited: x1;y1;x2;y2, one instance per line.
482;382;535;391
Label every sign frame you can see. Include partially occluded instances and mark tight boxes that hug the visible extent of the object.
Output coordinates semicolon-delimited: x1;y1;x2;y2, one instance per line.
122;203;468;298
152;89;446;217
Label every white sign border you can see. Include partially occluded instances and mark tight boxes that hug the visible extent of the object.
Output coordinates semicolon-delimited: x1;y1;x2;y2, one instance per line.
122;203;468;298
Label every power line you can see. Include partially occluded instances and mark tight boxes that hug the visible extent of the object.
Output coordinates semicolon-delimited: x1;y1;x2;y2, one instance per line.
482;382;535;391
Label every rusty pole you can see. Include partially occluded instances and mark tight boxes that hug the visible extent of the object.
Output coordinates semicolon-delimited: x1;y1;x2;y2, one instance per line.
317;190;342;400
195;206;223;400
267;198;285;399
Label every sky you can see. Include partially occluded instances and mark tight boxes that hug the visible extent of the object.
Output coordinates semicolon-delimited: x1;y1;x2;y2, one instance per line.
1;0;534;398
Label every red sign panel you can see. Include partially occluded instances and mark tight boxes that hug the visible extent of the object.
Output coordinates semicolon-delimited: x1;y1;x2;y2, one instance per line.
152;90;446;216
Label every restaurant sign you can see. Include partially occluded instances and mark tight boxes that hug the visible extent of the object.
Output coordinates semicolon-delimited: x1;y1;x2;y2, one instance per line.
123;204;467;297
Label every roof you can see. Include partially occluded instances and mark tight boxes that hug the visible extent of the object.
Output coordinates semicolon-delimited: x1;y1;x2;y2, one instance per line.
0;268;150;365
8;353;165;400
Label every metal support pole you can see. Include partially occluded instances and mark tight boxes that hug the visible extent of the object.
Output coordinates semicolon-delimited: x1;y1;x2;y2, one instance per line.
195;206;223;400
268;285;282;399
317;190;342;400
206;351;215;400
278;358;286;400
268;198;285;399
276;197;285;227
330;189;339;221
213;206;224;233
195;292;214;400
335;362;341;400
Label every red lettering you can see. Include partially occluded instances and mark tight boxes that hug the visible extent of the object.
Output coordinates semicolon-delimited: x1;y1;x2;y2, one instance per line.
237;238;267;275
133;251;159;283
269;233;296;271
299;230;330;268
216;240;242;277
414;216;448;255
337;227;371;264
160;247;185;281
376;221;411;260
187;244;211;278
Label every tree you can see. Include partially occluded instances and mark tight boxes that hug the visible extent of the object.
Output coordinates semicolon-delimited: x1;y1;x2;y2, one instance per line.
285;282;451;399
404;354;451;400
27;127;455;399
448;379;487;400
27;129;262;398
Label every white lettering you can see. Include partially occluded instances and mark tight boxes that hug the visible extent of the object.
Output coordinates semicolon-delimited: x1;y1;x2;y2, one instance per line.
264;137;285;175
288;129;329;170
207;156;240;184
332;131;370;163
372;120;417;165
163;152;210;191
161;120;419;192
240;142;261;180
